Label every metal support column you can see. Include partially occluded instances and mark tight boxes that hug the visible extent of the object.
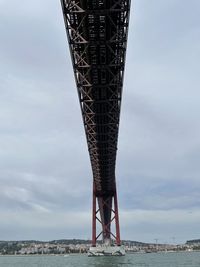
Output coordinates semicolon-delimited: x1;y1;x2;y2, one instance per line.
114;190;121;246
92;190;121;246
92;183;97;247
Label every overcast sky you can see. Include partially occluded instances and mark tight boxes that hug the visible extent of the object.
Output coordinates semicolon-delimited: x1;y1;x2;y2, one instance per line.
0;0;200;244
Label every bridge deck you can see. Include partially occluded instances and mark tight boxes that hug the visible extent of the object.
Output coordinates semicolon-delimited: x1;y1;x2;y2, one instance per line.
61;0;131;242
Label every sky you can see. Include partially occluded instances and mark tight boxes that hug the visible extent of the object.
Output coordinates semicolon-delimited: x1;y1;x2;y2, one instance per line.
0;0;200;244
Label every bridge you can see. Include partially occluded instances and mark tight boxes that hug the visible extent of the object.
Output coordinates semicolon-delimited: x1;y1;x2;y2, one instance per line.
60;0;131;255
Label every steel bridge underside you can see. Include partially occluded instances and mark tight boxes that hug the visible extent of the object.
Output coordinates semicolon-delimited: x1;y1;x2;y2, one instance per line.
61;0;130;244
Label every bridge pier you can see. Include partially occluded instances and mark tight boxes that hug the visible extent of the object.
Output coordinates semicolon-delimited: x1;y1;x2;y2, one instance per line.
92;183;121;248
89;183;125;255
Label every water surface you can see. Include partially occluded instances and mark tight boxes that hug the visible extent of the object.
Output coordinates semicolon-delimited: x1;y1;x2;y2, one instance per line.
0;252;200;267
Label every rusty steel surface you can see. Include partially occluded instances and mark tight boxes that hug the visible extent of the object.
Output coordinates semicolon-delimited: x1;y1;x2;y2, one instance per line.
61;0;131;243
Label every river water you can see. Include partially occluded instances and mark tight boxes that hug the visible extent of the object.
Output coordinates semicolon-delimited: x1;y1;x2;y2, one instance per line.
0;252;200;267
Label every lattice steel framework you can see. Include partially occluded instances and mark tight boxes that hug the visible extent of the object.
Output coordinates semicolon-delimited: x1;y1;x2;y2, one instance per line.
60;0;131;246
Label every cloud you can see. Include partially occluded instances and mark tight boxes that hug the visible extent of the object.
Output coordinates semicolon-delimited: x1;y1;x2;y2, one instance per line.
0;0;200;243
0;208;199;243
121;208;200;243
0;210;91;241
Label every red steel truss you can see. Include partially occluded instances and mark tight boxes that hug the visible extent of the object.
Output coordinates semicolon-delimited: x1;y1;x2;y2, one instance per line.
60;0;131;246
92;182;121;246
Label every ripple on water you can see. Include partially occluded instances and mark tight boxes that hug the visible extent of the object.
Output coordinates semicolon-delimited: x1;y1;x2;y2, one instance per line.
0;252;200;267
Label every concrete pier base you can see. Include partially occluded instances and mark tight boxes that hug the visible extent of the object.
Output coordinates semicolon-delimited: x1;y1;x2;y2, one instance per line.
88;245;125;256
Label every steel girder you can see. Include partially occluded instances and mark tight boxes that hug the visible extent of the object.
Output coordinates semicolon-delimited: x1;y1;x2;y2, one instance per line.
61;0;131;243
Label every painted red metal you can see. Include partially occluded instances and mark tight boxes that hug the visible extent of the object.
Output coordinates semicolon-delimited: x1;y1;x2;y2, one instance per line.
92;183;97;247
60;0;131;246
114;189;121;246
92;184;121;246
